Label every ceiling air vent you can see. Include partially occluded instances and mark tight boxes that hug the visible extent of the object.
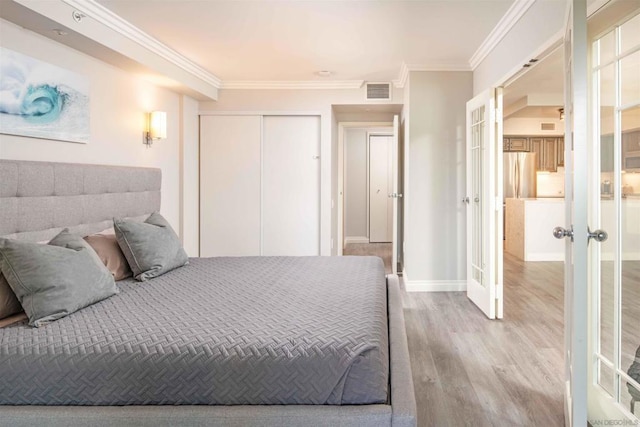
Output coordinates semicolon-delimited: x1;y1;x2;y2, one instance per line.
541;122;556;131
365;82;391;101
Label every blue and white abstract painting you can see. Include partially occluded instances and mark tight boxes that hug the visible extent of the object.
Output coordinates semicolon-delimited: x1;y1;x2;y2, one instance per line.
0;48;90;143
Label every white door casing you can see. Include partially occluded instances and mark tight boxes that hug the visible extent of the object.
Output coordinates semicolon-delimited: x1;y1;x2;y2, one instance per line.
465;88;503;320
369;134;393;243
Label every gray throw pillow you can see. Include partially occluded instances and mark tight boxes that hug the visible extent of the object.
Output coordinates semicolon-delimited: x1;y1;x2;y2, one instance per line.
114;212;188;281
0;230;118;327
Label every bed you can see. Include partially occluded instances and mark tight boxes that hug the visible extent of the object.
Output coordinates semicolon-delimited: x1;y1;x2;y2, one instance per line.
0;159;416;426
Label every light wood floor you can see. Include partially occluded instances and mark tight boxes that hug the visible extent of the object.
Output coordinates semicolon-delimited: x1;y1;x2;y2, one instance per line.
401;253;566;427
343;243;392;273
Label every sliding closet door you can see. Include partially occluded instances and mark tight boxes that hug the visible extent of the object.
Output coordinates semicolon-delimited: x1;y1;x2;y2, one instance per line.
262;116;320;256
200;115;261;256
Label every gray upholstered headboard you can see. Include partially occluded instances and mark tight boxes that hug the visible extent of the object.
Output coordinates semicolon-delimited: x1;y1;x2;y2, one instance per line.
0;160;161;242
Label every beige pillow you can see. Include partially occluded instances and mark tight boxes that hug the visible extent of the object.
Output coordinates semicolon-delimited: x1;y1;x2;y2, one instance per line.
0;312;28;328
0;273;23;321
84;234;132;281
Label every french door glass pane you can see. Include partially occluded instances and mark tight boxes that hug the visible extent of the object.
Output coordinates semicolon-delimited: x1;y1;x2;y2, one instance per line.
599;359;616;398
621;14;640;54
620;51;640;106
471;106;484;286
593;12;640;418
599;30;616;65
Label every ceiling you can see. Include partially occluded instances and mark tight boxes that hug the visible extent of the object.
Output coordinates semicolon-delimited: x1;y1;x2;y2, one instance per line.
97;0;514;83
502;47;564;119
504;47;564;107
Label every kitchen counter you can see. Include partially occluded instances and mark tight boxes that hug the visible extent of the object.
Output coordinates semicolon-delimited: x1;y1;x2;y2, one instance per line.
505;197;640;262
505;198;564;261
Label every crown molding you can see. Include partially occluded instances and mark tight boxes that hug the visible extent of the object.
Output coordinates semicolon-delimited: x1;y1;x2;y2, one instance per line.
392;62;409;88
61;0;222;88
469;0;536;70
392;62;472;88
220;80;365;90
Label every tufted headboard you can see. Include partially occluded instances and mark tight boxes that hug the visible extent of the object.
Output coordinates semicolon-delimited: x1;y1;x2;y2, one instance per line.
0;160;161;242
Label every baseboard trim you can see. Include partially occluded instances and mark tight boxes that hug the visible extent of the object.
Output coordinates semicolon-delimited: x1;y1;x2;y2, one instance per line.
344;236;370;244
405;280;467;292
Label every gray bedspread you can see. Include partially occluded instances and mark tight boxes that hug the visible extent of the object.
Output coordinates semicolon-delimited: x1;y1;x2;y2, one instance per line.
0;256;388;406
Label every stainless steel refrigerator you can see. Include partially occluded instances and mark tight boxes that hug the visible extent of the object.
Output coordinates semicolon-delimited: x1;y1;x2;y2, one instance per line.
504;152;537;199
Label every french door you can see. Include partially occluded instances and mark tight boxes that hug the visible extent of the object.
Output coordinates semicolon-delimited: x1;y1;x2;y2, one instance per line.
554;2;589;426
588;3;640;423
465;88;503;319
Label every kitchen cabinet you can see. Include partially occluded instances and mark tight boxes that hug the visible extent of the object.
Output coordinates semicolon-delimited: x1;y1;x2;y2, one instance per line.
542;138;558;172
530;137;558;172
503;137;529;152
504;135;565;171
557;137;565;167
623;129;640;155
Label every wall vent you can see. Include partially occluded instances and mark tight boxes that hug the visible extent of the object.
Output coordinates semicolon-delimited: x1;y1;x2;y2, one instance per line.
365;82;391;101
541;122;556;131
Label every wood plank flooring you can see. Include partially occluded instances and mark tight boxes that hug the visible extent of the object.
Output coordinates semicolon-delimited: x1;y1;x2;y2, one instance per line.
401;253;566;427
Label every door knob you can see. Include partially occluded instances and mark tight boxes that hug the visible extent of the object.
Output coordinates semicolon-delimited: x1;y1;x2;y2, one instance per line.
553;226;574;241
588;227;608;243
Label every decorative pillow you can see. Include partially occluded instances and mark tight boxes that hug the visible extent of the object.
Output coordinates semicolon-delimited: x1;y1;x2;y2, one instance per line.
114;212;188;281
0;229;118;327
0;273;23;320
0;312;28;328
84;233;132;281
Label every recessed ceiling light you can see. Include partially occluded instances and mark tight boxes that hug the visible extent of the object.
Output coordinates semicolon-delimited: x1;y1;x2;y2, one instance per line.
316;70;333;77
52;29;68;36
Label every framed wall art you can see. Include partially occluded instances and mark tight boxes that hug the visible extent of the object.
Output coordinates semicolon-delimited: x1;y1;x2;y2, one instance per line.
0;47;90;144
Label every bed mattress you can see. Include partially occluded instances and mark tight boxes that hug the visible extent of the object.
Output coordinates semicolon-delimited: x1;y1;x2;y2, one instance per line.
0;256;388;406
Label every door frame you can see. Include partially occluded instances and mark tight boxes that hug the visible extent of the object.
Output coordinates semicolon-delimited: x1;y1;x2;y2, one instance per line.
337;121;393;255
476;0;638;424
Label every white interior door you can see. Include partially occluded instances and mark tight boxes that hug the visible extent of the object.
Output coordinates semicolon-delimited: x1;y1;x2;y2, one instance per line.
200;115;261;257
262;115;320;256
465;88;503;319
369;134;393;243
553;2;588;426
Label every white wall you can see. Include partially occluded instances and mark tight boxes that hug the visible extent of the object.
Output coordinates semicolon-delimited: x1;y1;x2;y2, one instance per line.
180;95;200;255
504;117;564;135
199;87;404;256
473;0;566;94
0;19;198;254
404;71;473;290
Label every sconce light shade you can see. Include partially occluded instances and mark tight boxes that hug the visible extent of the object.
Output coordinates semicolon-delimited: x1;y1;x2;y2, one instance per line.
144;111;167;146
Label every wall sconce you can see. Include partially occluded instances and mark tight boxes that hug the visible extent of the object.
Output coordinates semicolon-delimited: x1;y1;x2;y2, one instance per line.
559;108;565;121
144;111;167;146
